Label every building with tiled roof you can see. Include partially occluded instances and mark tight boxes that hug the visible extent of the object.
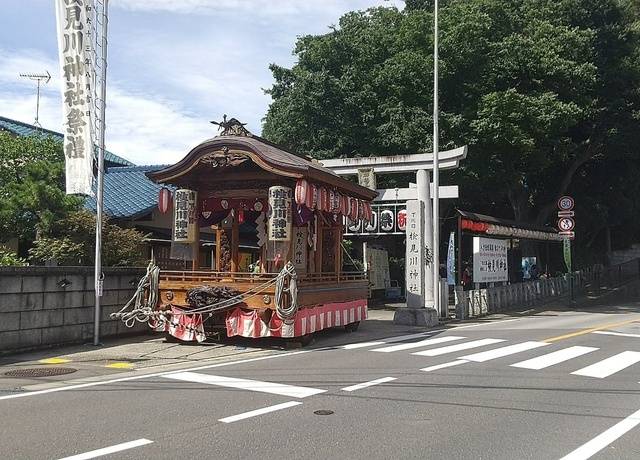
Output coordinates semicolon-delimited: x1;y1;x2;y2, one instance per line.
0;116;134;169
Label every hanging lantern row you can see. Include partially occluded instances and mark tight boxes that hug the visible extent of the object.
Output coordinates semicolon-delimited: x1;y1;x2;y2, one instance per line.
295;179;373;223
461;218;563;241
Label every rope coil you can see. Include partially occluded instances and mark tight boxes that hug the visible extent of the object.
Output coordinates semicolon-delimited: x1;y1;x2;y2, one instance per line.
112;261;299;329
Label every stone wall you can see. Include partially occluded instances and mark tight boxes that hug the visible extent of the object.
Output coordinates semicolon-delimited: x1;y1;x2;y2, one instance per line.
0;266;147;354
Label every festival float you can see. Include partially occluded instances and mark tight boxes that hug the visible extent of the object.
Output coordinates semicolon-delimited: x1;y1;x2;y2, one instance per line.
113;117;377;342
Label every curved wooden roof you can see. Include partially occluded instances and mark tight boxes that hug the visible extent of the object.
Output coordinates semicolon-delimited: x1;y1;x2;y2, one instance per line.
147;135;378;201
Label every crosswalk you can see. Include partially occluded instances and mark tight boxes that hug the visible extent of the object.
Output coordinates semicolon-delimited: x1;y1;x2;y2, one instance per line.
344;334;640;381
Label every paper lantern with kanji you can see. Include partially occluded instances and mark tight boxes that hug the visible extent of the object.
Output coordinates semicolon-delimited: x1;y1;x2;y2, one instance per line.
294;179;308;205
397;209;407;231
158;187;172;214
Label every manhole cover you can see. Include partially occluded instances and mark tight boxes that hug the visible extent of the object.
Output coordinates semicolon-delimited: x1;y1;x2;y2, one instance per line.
313;409;334;416
4;367;77;378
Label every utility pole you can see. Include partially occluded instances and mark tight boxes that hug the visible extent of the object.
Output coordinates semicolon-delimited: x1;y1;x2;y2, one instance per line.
19;71;51;128
432;0;441;316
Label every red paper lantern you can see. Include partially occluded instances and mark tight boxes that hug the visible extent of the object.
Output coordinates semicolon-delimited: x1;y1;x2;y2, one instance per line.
397;209;407;231
158;187;172;214
349;198;358;220
295;179;308;205
319;187;329;212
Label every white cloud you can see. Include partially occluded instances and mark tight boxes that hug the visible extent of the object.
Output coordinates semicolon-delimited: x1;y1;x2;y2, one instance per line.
112;0;403;16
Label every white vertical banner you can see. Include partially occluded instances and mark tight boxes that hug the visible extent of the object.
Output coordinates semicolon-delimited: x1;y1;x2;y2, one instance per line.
55;0;95;196
446;231;455;285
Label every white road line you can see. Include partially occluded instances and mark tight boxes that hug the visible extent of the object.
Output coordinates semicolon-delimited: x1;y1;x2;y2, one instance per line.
451;318;525;329
341;377;397;392
340;331;444;350
412;338;506;357
559;407;640;460
0;350;312;402
420;360;469;372
511;346;598;370
460;341;549;362
163;372;326;398
592;331;640;339
571;351;640;378
371;336;466;353
57;439;153;460
219;401;302;423
342;341;386;349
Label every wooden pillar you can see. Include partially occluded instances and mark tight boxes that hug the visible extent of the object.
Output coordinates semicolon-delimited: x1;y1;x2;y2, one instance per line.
214;226;222;271
231;210;239;272
191;199;200;270
315;218;323;274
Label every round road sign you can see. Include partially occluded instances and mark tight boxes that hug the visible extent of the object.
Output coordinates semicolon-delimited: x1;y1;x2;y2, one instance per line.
558;196;574;211
557;217;575;232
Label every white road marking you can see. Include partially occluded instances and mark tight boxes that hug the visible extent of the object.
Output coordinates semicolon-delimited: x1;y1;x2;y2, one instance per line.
340;331;444;350
420;360;469;372
0;350;312;402
511;346;598;370
451;318;525;329
460;341;549;362
342;341;386;349
371;336;466;353
57;439;153;460
164;372;326;398
571;351;640;378
559;407;640;460
341;377;397;392
592;331;640;339
219;401;302;423
412;338;506;357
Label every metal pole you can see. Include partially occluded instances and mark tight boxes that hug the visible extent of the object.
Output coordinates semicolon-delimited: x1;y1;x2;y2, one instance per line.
432;0;441;315
94;0;108;346
35;80;41;127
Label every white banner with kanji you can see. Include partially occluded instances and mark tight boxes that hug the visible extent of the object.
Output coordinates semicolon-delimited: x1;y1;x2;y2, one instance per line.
55;0;95;196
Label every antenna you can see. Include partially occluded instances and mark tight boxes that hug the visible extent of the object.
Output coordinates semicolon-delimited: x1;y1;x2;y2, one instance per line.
19;71;51;128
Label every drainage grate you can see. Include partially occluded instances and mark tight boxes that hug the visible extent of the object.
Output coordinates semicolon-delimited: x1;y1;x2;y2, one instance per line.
313;409;334;416
4;367;77;378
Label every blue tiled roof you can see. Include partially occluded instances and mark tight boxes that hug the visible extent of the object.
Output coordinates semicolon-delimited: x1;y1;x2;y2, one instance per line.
0;115;134;167
85;165;172;219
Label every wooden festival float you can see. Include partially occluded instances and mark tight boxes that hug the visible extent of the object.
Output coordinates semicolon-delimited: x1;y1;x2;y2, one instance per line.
113;117;377;342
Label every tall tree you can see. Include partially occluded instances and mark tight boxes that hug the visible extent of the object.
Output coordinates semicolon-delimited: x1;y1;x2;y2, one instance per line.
263;0;640;259
0;131;82;250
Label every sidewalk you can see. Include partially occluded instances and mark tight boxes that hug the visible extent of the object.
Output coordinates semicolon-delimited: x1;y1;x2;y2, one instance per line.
0;309;429;394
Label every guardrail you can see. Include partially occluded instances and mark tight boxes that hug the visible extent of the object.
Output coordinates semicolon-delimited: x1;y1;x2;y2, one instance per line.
454;259;640;319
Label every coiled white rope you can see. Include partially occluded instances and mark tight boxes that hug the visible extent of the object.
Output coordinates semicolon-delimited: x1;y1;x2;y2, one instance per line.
112;261;299;329
275;262;298;321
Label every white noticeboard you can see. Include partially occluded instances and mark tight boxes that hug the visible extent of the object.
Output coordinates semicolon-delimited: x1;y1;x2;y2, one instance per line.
473;237;509;283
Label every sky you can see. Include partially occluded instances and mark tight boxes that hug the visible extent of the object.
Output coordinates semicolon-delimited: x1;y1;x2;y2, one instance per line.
1;0;403;165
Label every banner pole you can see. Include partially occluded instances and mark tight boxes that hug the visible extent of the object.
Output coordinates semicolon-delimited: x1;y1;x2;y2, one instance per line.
432;0;441;315
94;0;109;346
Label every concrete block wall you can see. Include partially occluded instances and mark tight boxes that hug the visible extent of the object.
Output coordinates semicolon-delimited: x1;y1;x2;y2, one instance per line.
0;266;146;354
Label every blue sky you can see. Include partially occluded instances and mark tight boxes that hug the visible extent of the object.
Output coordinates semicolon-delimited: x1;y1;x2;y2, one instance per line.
1;0;403;165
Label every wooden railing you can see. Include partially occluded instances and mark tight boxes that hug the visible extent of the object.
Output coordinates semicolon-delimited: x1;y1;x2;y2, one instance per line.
159;270;367;284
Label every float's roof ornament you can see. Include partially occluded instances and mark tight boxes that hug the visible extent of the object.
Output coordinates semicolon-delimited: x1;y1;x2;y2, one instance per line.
210;114;252;137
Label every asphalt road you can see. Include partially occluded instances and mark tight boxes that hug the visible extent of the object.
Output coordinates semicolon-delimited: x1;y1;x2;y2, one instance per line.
2;304;640;460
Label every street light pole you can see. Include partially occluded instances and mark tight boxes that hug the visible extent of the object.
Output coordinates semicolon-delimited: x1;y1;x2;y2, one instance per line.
432;0;441;316
94;0;109;346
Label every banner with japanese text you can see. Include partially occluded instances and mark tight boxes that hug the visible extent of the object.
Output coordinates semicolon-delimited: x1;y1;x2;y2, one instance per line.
55;0;95;195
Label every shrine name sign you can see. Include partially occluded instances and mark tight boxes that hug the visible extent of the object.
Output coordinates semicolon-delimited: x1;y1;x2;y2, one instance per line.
472;237;509;283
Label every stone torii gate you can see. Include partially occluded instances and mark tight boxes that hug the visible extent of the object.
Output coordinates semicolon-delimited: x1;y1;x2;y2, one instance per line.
320;146;467;326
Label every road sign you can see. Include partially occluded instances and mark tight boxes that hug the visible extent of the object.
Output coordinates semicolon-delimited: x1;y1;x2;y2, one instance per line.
557;217;575;232
559;230;575;238
557;196;574;211
557;210;575;218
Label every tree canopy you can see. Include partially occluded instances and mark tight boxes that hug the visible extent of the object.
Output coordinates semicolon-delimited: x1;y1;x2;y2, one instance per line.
263;0;640;260
0;131;82;249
